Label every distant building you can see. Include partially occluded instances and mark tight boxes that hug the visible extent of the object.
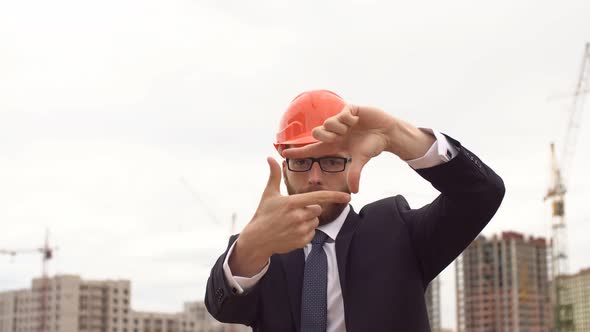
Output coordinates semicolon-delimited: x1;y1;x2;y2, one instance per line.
456;231;552;332
554;267;590;331
426;276;441;332
0;274;249;332
0;273;447;332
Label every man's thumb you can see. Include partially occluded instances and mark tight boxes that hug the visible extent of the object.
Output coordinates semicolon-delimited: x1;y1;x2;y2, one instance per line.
263;157;282;196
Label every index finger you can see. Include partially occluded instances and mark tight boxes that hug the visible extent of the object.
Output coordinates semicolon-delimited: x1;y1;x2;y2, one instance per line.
288;190;351;208
335;105;360;127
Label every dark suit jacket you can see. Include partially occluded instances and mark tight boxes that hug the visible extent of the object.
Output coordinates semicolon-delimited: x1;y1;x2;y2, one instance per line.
205;137;505;331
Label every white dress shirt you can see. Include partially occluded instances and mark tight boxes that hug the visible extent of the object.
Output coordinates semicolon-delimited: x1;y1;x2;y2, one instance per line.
222;129;457;332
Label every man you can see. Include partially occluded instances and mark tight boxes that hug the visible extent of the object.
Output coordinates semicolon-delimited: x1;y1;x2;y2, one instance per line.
205;90;505;331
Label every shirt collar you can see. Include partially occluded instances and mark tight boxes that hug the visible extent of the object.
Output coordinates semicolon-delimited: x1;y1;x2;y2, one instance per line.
317;205;350;242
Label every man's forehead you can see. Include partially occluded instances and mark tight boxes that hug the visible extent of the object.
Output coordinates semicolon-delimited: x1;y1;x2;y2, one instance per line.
284;144;348;158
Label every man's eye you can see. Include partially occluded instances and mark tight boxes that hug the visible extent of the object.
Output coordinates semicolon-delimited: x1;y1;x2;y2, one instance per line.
325;158;340;166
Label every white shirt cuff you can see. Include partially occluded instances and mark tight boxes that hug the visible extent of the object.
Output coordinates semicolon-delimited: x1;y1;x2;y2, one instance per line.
406;128;458;170
222;241;270;294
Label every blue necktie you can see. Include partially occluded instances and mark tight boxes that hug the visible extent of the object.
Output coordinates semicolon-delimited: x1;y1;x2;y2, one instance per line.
301;230;329;332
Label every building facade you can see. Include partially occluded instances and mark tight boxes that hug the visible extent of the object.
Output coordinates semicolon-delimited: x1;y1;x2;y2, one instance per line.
554;267;590;331
0;275;248;332
456;232;552;332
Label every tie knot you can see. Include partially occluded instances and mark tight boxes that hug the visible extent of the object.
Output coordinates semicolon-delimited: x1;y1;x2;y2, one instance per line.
311;230;329;245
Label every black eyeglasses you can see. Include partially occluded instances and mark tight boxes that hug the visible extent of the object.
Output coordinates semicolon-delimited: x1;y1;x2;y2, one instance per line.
286;157;352;173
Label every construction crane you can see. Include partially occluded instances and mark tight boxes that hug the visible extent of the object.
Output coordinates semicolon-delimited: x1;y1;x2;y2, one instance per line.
545;42;590;332
179;176;237;235
1;229;57;332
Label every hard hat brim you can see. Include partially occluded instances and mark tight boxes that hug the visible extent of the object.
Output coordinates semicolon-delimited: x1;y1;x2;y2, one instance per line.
273;135;318;153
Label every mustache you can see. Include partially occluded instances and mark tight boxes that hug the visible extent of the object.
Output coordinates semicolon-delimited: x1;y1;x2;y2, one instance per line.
303;186;325;193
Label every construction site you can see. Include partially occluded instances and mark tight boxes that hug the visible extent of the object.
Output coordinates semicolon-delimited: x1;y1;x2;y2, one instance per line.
456;43;590;332
2;42;588;332
1;1;590;331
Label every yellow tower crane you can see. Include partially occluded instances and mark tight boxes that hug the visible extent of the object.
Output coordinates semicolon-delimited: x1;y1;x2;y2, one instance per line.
545;42;590;332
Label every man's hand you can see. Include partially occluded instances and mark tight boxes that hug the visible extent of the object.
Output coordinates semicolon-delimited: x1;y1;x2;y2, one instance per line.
282;105;435;193
229;157;351;277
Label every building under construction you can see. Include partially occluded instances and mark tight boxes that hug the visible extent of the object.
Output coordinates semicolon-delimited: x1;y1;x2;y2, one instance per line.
456;232;552;332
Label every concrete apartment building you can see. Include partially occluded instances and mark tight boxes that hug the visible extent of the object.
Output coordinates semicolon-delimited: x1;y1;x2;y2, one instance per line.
456;231;552;332
554;267;590;331
0;275;248;332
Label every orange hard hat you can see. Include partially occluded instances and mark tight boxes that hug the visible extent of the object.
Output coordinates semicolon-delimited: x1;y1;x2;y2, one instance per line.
274;89;346;153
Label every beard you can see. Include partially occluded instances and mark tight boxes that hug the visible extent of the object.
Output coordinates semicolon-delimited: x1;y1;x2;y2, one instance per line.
284;179;350;226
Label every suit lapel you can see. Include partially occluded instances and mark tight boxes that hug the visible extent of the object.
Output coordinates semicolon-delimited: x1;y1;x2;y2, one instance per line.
280;248;304;331
335;207;360;326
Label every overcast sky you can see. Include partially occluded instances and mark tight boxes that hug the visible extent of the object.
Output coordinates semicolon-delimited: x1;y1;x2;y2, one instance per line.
1;0;590;329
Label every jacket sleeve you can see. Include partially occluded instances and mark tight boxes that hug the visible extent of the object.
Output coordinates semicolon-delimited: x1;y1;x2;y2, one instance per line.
204;234;261;326
397;135;505;285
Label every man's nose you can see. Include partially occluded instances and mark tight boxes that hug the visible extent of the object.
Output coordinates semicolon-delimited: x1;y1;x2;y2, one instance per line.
307;162;323;185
